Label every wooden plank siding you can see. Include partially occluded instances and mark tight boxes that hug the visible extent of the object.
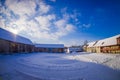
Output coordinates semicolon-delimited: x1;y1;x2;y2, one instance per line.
0;39;10;54
34;47;64;53
86;44;120;53
0;38;34;54
101;45;120;53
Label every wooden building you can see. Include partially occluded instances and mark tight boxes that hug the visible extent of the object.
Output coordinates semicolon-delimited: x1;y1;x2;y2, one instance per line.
35;44;64;53
85;34;120;53
0;28;34;54
0;28;65;54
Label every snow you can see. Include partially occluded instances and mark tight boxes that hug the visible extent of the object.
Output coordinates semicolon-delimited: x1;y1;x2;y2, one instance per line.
0;28;33;45
95;34;120;47
35;44;64;48
67;47;82;53
87;42;95;47
87;34;120;47
0;52;120;80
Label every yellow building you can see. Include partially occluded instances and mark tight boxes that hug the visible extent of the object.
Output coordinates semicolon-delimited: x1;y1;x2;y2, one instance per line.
86;34;120;53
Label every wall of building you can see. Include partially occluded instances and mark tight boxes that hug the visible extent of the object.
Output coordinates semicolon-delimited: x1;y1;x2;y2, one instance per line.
0;36;64;54
0;38;34;54
34;47;64;53
95;47;101;53
86;47;93;53
0;39;10;54
86;45;120;53
101;45;120;53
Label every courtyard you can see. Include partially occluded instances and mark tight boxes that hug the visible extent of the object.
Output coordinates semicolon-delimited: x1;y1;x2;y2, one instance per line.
0;52;120;80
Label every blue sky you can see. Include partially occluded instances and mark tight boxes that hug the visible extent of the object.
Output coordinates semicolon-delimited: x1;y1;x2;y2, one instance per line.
0;0;120;46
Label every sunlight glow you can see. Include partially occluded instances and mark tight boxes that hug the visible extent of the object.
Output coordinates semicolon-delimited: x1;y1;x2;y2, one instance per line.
11;29;18;34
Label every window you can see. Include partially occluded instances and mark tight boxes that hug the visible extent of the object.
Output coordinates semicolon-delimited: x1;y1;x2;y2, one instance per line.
102;42;104;45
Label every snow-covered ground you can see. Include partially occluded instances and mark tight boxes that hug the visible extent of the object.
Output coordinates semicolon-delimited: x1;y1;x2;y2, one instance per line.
0;52;120;80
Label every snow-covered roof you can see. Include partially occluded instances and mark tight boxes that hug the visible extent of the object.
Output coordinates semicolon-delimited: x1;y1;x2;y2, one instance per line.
35;44;64;48
87;34;120;47
0;28;33;45
87;42;96;47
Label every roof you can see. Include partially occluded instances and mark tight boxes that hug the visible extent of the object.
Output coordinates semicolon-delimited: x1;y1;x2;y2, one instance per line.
87;34;120;47
35;44;64;48
0;28;33;45
87;41;96;47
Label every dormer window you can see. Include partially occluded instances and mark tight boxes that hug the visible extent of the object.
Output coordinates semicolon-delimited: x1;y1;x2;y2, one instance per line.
102;42;104;45
93;41;98;46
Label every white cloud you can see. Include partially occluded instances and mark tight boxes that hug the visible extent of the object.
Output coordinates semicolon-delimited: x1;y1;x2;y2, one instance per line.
5;0;36;16
36;0;51;14
53;19;75;38
60;39;82;47
61;7;81;22
50;0;56;2
54;19;66;28
47;14;56;20
0;0;78;46
35;14;55;30
0;17;5;28
35;16;51;31
66;24;75;32
82;24;91;28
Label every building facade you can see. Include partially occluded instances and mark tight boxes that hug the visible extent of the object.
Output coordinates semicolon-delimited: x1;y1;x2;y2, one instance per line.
35;44;64;53
0;28;34;54
0;28;65;54
84;34;120;53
